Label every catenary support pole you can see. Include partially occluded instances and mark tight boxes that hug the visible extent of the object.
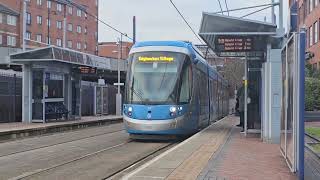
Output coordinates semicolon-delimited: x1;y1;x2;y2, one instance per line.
116;35;122;116
244;57;248;136
298;28;306;180
271;0;275;24
63;4;67;48
279;0;283;29
22;0;27;51
133;16;136;44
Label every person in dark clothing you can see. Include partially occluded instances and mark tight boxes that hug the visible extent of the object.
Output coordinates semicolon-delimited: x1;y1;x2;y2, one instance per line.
235;97;239;116
236;85;244;130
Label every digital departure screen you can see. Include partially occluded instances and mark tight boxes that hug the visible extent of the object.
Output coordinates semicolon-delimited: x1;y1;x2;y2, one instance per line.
215;36;254;52
77;66;97;74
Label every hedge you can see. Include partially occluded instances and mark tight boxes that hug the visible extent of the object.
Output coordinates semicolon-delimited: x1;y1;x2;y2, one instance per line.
305;77;320;111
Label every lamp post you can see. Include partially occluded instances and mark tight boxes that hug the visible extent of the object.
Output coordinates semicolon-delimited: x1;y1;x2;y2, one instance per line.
114;34;124;116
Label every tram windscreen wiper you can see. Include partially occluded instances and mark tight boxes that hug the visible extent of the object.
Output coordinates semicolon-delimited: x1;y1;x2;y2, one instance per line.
130;77;147;104
131;86;143;102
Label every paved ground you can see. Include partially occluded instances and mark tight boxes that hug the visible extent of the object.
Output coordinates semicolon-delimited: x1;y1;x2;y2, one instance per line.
124;116;296;180
199;128;296;180
0;123;170;180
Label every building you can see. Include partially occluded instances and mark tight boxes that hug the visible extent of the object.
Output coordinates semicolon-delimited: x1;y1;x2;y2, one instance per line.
0;4;20;49
294;0;320;69
0;0;98;55
98;42;133;60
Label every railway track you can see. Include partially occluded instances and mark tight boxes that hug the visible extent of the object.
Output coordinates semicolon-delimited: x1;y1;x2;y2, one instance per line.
11;139;132;180
0;128;126;158
0;122;179;180
306;133;320;144
2;127;177;180
14;140;176;180
305;133;320;159
104;142;176;180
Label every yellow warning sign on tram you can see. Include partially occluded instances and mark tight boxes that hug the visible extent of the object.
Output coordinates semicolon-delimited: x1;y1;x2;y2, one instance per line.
138;56;174;63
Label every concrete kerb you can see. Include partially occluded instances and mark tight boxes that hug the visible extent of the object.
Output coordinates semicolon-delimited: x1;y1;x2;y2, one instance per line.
122;116;235;180
0;117;123;142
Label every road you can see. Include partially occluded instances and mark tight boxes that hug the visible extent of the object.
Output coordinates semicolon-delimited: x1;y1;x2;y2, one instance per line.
0;123;172;180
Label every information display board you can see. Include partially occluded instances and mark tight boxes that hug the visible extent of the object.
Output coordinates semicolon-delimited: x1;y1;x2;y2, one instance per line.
214;36;266;58
73;66;97;74
215;36;254;52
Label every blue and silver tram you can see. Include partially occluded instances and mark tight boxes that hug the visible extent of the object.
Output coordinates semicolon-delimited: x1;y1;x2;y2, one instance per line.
123;41;229;137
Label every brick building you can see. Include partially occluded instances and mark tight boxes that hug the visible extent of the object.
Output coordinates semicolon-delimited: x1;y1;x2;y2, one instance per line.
293;0;320;69
98;41;133;59
0;0;98;55
0;4;20;48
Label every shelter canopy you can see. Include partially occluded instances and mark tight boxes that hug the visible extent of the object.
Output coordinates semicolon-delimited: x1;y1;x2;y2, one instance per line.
10;46;126;72
199;12;277;50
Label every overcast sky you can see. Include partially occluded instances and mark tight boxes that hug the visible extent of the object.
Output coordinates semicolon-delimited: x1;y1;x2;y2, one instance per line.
98;0;288;43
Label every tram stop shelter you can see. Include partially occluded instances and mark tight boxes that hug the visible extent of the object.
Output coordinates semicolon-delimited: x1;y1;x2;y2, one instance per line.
199;12;307;176
9;46;126;123
199;12;281;143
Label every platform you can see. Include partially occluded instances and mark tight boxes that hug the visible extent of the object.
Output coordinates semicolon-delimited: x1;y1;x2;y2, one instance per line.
0;115;122;142
124;116;296;180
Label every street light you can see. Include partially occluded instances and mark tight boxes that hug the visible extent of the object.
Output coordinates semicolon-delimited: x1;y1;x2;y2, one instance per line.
113;36;124;116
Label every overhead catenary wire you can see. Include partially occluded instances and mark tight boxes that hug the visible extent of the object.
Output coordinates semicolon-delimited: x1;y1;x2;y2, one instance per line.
212;2;279;14
241;5;273;18
217;0;224;14
53;0;132;40
169;0;217;66
224;0;230;16
169;0;205;44
168;1;217;65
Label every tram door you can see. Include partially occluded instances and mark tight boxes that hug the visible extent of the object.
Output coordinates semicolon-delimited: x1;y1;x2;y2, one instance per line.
32;70;44;121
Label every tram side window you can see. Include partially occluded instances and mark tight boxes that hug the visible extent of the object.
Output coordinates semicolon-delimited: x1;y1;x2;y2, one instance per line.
179;66;191;103
199;71;208;114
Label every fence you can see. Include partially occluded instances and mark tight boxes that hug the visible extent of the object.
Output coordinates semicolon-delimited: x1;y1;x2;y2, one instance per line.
0;70;22;123
81;82;118;116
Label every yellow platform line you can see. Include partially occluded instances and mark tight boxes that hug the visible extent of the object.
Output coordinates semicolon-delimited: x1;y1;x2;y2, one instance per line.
166;118;237;180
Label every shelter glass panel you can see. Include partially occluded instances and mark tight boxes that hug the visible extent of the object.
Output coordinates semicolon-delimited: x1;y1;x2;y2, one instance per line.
32;70;44;120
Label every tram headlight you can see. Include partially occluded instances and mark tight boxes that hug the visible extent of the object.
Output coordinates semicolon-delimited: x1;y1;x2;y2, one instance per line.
170;106;177;113
170;106;177;117
128;107;133;116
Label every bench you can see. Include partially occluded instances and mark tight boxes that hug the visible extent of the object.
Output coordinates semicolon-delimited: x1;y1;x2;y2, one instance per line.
45;103;70;121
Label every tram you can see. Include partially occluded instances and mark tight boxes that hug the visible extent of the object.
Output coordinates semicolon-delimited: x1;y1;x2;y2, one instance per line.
123;41;229;138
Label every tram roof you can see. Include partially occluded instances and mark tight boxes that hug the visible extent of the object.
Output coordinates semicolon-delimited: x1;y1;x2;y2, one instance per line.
132;41;205;59
10;46;127;72
133;41;192;48
199;12;277;49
